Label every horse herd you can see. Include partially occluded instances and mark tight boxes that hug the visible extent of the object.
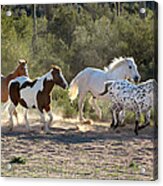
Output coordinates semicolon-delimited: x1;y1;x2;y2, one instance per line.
1;57;157;135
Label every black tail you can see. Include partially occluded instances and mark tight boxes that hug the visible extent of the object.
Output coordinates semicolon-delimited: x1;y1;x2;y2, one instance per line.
99;81;113;96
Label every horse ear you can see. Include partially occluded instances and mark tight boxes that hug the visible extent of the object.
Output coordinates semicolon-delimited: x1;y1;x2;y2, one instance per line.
18;59;27;64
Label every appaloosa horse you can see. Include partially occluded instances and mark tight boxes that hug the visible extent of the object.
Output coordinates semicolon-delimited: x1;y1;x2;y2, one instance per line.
1;59;28;120
99;79;158;135
8;65;68;132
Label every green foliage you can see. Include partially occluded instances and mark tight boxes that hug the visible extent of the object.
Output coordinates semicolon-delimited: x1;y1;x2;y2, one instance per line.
1;3;157;119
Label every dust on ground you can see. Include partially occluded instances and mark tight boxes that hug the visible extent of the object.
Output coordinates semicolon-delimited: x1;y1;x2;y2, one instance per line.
1;110;158;180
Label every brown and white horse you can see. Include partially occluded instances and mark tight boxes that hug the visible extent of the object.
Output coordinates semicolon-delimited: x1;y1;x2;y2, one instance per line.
8;65;68;132
1;59;28;120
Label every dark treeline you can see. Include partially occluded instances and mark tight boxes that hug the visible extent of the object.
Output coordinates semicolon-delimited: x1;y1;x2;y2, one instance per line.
1;2;157;82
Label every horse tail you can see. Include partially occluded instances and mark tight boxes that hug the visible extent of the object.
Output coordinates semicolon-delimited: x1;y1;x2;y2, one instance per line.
99;81;114;96
68;76;79;102
69;68;89;101
1;99;12;113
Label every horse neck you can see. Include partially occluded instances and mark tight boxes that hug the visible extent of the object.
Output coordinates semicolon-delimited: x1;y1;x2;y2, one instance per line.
44;80;55;94
106;66;126;80
5;71;19;85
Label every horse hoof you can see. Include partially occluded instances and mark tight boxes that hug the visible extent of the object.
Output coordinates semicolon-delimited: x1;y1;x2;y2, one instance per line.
134;130;138;136
110;123;114;128
113;125;118;130
45;130;51;134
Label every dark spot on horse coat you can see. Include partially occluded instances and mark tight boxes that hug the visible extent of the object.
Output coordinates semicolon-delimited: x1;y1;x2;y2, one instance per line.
9;82;28;108
20;98;28;108
37;78;55;113
20;79;38;90
9;82;20;106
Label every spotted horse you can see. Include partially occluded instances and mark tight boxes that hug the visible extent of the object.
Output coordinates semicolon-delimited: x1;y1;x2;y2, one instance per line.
100;79;158;135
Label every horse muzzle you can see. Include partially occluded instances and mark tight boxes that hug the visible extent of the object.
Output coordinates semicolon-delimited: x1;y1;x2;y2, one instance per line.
134;76;141;83
62;82;68;89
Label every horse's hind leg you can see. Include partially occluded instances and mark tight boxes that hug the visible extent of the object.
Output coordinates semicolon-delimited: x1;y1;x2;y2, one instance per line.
145;110;150;125
134;110;141;136
24;109;31;131
110;108;119;129
8;102;16;131
13;109;19;125
90;97;102;120
119;110;126;126
138;110;150;130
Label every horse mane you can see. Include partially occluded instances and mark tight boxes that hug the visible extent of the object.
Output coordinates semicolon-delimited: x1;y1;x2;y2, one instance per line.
107;57;127;71
51;64;61;71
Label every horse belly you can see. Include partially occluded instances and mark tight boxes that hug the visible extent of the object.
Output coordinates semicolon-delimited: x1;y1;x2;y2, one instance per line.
20;88;37;109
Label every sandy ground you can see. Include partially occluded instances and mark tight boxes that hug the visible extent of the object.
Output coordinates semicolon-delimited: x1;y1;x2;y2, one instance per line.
1;110;158;180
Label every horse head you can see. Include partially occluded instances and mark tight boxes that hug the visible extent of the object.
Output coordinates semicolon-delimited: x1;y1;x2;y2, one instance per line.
16;59;28;77
124;57;141;83
51;65;68;89
106;57;141;83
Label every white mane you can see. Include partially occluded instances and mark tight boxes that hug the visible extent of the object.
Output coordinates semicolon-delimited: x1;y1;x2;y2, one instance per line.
104;57;135;72
108;57;126;71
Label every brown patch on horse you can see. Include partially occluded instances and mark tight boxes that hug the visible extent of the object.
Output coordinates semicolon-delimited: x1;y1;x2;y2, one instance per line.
9;82;28;108
20;79;38;90
37;78;54;113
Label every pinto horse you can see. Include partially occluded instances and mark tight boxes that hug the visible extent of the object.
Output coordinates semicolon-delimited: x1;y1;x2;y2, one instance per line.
1;59;28;120
8;65;68;132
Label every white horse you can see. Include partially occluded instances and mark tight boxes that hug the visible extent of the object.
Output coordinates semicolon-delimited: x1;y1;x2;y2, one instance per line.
69;57;141;121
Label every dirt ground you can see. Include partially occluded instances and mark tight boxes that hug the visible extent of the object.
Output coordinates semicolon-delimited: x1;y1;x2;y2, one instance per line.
1;111;158;180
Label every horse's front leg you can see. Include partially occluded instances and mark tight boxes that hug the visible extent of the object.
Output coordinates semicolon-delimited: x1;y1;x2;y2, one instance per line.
45;105;53;127
78;92;86;121
90;97;102;120
38;109;49;133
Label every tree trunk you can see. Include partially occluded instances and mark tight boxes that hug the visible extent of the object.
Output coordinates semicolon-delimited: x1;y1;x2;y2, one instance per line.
32;4;37;53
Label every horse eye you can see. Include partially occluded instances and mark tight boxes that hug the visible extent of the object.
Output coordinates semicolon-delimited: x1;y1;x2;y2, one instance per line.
129;65;132;69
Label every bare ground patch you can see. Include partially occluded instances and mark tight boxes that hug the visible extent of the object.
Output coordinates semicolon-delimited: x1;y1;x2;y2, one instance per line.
1;112;158;180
